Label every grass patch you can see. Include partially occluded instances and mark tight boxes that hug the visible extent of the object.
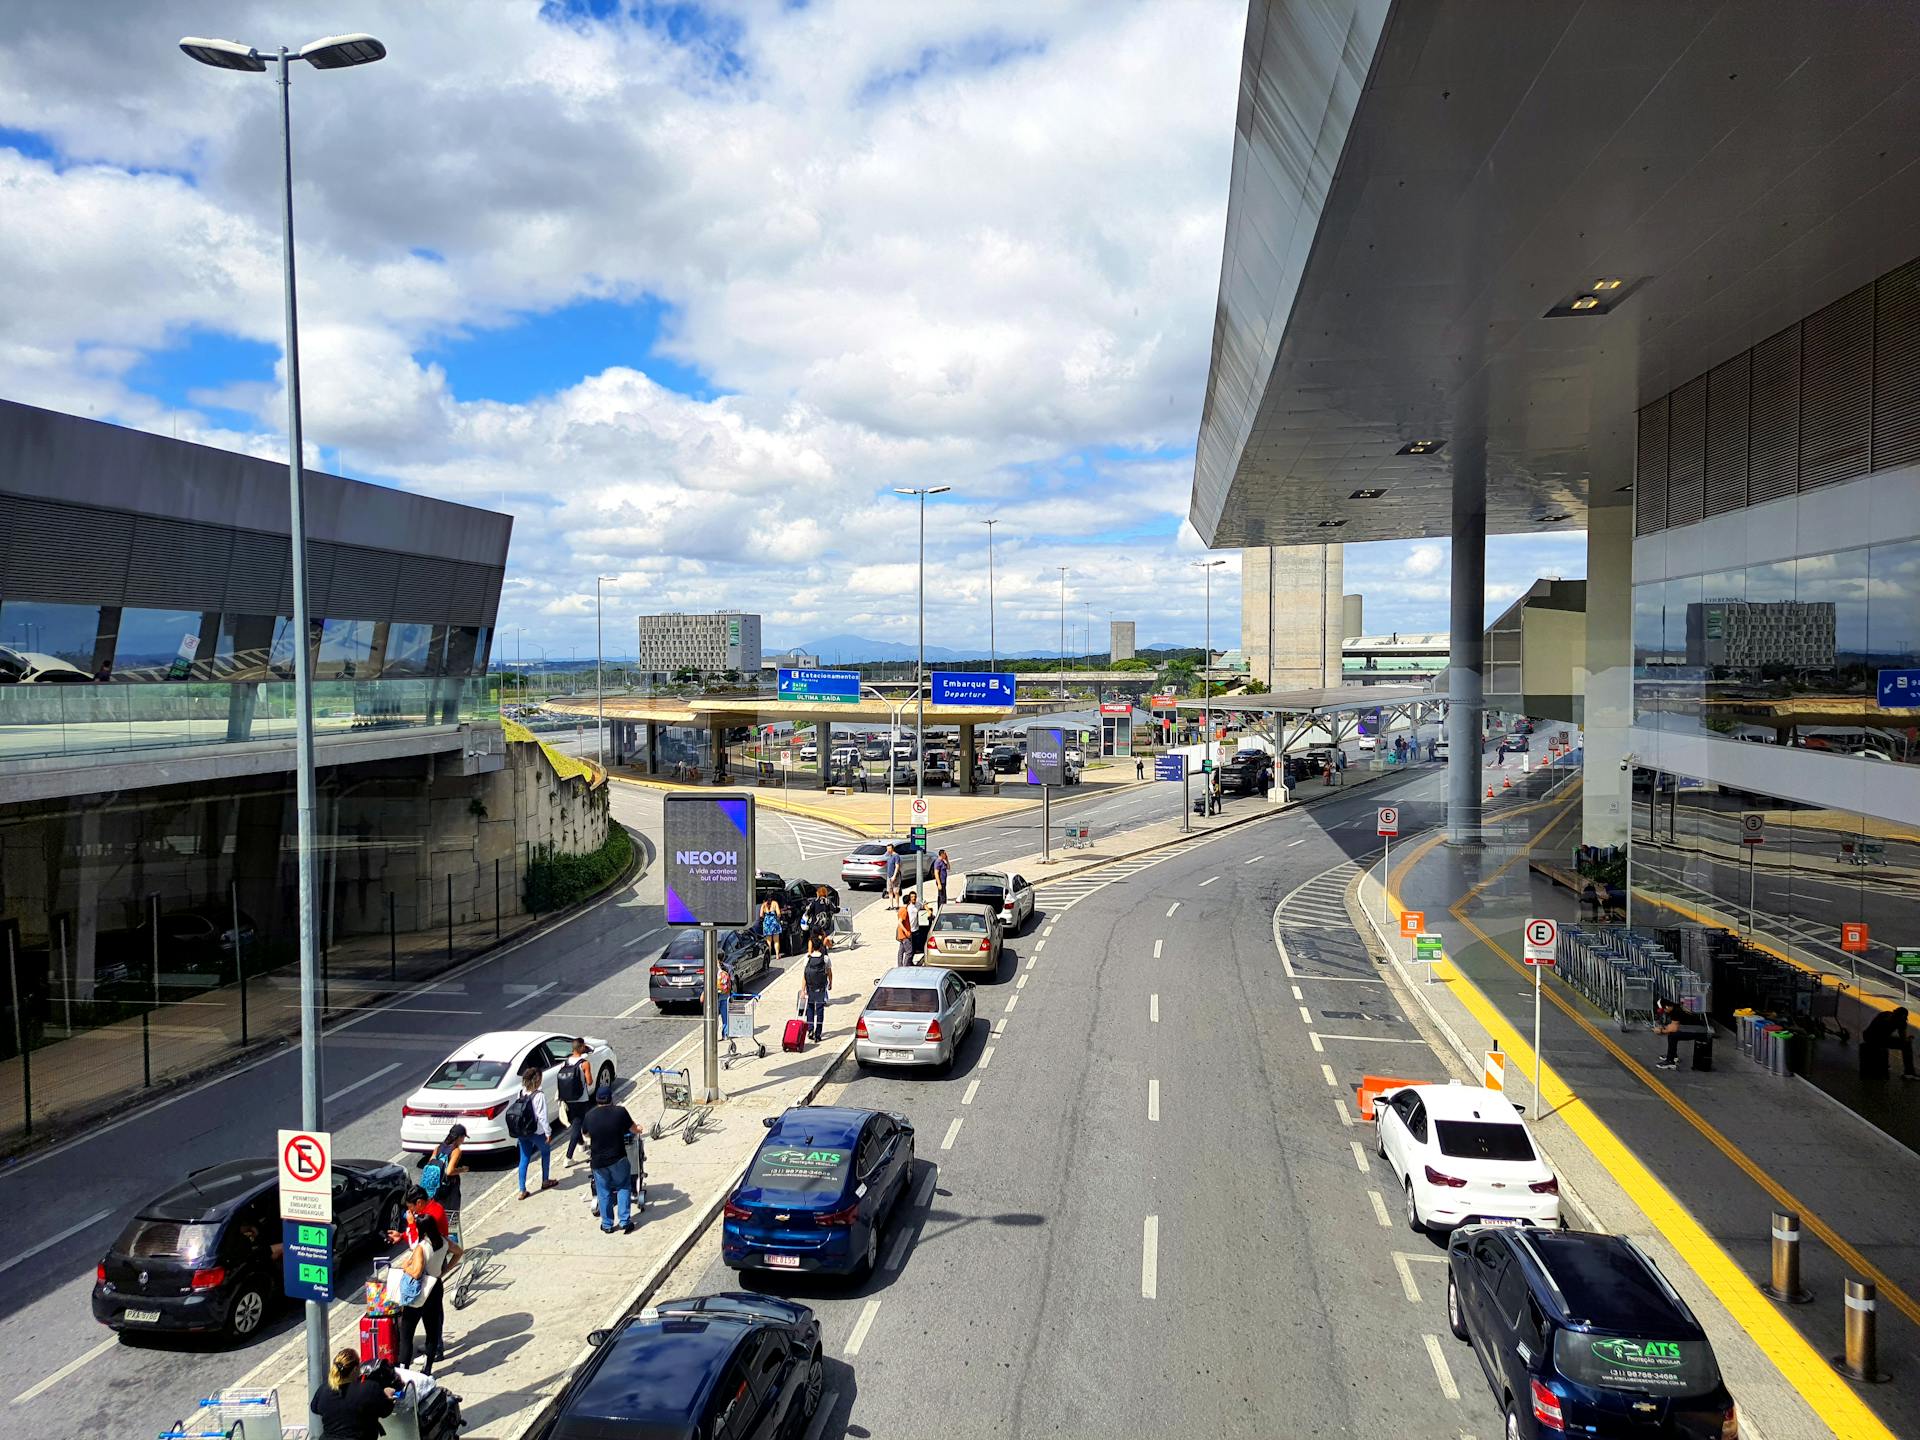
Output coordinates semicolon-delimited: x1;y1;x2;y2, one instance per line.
525;824;634;913
503;717;600;784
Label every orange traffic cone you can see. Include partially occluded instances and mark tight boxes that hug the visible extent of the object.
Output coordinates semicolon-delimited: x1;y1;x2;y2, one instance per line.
1502;775;1513;790
1485;785;1494;799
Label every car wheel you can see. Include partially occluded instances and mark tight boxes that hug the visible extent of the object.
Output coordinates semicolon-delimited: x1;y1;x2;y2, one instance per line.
799;1348;825;1421
858;1223;880;1280
376;1194;404;1246
1446;1274;1469;1340
226;1280;269;1340
597;1061;615;1093
1375;1118;1386;1160
1504;1402;1522;1440
1405;1181;1425;1234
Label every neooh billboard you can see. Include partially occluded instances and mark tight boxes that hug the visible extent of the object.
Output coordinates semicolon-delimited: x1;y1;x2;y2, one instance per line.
1025;727;1068;786
663;793;755;927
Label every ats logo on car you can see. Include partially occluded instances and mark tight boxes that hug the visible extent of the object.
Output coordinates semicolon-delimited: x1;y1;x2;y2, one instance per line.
1590;1338;1683;1370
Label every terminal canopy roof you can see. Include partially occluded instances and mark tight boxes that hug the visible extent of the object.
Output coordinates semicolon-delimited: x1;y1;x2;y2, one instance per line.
548;696;1016;727
1168;684;1433;719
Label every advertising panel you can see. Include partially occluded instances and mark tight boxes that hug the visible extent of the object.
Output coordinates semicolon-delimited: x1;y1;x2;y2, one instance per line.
663;793;756;927
1025;727;1068;786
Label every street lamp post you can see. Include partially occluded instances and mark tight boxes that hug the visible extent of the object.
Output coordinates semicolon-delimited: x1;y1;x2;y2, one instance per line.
895;486;951;896
1057;566;1069;700
1194;559;1226;794
981;519;999;669
180;29;386;1429
595;576;615;768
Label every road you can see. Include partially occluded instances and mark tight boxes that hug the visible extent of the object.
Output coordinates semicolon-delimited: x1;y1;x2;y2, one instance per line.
647;763;1510;1439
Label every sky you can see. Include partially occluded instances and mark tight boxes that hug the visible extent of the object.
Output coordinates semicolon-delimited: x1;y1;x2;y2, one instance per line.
0;0;1583;662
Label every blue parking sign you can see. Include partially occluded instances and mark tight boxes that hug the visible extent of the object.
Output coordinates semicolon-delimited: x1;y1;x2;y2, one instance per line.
1877;669;1920;708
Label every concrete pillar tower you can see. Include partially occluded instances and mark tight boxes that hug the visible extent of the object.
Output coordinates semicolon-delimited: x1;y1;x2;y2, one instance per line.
1241;544;1344;690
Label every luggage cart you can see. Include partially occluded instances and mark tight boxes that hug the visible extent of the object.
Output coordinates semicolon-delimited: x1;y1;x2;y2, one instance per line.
1059;823;1093;850
723;992;766;1068
647;1064;715;1142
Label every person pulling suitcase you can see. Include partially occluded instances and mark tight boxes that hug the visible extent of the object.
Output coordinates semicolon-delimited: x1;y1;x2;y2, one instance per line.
802;932;833;1042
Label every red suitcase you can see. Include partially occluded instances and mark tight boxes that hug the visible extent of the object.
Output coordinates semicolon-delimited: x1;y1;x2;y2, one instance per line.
359;1311;398;1364
782;1018;808;1052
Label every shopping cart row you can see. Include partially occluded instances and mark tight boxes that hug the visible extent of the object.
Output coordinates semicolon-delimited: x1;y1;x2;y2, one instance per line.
1554;925;1708;1031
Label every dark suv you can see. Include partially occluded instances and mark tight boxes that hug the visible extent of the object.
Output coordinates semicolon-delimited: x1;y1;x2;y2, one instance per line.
92;1157;406;1341
550;1292;824;1440
1445;1227;1738;1438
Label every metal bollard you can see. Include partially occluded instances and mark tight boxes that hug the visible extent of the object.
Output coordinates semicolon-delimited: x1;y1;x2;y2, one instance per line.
1762;1212;1813;1304
1832;1279;1890;1382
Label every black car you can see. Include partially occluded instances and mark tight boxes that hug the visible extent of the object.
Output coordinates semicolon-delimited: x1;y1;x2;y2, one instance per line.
650;927;771;1009
988;745;1023;774
93;1157;406;1341
550;1292;824;1440
1218;752;1273;796
1445;1227;1737;1439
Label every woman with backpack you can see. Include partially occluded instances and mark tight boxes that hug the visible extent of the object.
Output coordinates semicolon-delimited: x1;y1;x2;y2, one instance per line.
392;1212;449;1374
558;1039;596;1166
802;932;833;1042
420;1124;466;1243
509;1064;557;1199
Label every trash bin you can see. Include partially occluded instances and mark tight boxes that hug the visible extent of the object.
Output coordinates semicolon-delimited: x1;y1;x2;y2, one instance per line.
1784;1030;1812;1076
1690;1033;1714;1072
1767;1028;1793;1077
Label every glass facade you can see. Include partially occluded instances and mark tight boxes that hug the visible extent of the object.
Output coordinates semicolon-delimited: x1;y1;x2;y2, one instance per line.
1632;536;1920;763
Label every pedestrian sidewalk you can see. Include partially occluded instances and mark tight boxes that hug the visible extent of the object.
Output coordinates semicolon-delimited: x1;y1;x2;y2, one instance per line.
1358;782;1912;1440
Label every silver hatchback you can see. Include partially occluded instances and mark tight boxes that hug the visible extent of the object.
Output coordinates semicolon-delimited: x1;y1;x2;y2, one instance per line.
854;967;977;1072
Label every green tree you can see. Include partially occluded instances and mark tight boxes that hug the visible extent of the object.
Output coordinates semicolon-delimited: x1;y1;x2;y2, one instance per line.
1111;657;1152;672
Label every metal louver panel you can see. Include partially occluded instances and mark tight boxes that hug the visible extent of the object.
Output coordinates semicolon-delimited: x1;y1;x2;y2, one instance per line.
279;544;337;618
123;516;234;610
390;556;461;624
1873;257;1920;472
325;544;402;620
1747;323;1800;504
1635;397;1668;536
223;531;289;614
1704;351;1749;517
1;497;132;604
447;562;491;623
1798;282;1873;490
1666;374;1706;527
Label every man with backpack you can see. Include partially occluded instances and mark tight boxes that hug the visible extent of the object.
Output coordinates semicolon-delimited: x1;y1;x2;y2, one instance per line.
557;1038;595;1166
802;933;833;1042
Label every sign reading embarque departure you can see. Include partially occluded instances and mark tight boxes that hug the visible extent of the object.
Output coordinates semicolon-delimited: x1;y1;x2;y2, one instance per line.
663;793;755;927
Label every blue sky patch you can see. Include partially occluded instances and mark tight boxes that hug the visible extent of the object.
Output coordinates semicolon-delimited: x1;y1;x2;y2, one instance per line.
124;330;280;428
858;33;1046;104
540;0;748;82
0;126;56;164
424;295;722;404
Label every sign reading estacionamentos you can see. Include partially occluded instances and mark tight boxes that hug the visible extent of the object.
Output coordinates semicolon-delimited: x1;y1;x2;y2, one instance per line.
776;668;860;704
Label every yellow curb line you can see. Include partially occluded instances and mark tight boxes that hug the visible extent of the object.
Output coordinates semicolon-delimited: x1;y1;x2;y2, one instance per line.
1385;823;1900;1438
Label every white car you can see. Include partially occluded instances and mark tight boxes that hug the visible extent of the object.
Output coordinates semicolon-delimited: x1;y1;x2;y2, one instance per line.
799;743;818;761
400;1030;616;1155
1355;734;1377;751
1374;1082;1560;1233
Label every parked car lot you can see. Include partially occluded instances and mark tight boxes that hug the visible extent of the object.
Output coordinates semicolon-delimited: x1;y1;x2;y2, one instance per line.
722;1105;915;1278
1374;1082;1560;1232
400;1030;617;1153
854;967;977;1072
1446;1227;1737;1440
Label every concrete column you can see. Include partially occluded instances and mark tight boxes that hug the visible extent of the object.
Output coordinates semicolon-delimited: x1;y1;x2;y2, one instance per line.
1447;460;1487;844
960;723;977;793
226;682;259;742
816;721;832;790
709;722;725;783
1581;503;1633;846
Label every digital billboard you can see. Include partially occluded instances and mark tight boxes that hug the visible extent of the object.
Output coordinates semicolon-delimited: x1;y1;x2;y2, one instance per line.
663;793;755;927
1025;727;1067;786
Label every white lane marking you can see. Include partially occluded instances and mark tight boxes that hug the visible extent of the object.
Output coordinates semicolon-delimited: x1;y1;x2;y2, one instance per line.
1034;939;1046;953
1005;993;1020;1013
1153;939;1163;959
323;1061;402;1106
1297;1005;1313;1024
1291;974;1388;985
1026;955;1037;971
1166;902;1180;917
0;1208;111;1278
617;995;655;1019
504;980;557;1010
844;1299;882;1356
804;1389;843;1440
914;1168;937;1208
993;1018;1008;1035
1272;925;1297;979
1244;855;1264;865
1197;876;1219;887
1332;1097;1353;1128
1148;1078;1160;1122
1369;1191;1392;1228
941;1118;963;1150
1291;985;1303;1000
1321;1064;1338;1087
1394;1252;1423;1303
1424;1334;1460;1400
1287;837;1308;846
1141;1215;1159;1299
11;1334;117;1406
1350;1140;1369;1174
622;926;666;950
1016;974;1028;990
1309;1031;1325;1052
979;1044;995;1069
883;1229;912;1272
1315;1032;1426;1045
1150;994;1159;1023
962;1079;981;1105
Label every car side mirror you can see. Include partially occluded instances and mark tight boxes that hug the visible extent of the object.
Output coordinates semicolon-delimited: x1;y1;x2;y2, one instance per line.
762;1116;778;1129
587;1328;609;1347
897;1121;914;1136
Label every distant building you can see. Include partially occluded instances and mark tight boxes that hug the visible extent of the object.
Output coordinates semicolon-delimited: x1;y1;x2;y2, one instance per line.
1241;544;1343;689
636;612;762;676
1342;593;1363;642
1686;601;1835;669
1110;621;1136;662
1343;631;1448;687
760;648;820;673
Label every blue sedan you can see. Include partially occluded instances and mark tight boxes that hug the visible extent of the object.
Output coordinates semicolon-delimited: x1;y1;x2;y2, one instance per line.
723;1106;915;1279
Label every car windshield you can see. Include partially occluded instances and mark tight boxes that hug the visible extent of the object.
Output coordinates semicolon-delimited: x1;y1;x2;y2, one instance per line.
116;1217;219;1262
1553;1332;1720;1395
851;844;890;857
937;913;989;933
425;1058;511;1090
1434;1120;1535;1162
868;986;939;1014
663;932;707;959
746;1142;854;1198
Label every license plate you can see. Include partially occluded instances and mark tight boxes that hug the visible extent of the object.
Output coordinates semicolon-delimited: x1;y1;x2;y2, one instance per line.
763;1255;800;1269
669;975;697;985
122;1308;162;1323
879;1048;912;1061
1478;1216;1524;1227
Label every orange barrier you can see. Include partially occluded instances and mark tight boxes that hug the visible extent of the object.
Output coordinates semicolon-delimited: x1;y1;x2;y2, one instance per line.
1356;1073;1432;1122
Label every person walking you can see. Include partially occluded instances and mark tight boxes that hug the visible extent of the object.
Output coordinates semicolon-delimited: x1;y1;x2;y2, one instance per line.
717;960;735;1039
558;1039;595;1166
884;844;901;900
934;849;951;908
392;1213;449;1374
511;1064;557;1199
311;1347;398;1440
580;1084;644;1234
419;1124;466;1243
896;890;917;966
803;932;833;1041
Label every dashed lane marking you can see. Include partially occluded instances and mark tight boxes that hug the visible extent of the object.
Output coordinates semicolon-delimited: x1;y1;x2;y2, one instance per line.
1025;956;1036;971
1369;1191;1391;1229
962;1079;980;1105
0;1208;111;1280
11;1335;116;1407
1034;939;1046;953
622;926;666;950
1332;1098;1353;1129
844;1300;882;1356
1198;876;1219;887
1148;1078;1160;1122
1297;1005;1313;1024
1141;1216;1159;1300
1423;1334;1459;1401
1394;1253;1421;1303
1153;939;1163;959
1291;985;1303;1000
323;1061;401;1106
914;1168;937;1208
883;1229;911;1272
1350;1141;1369;1174
979;1044;995;1069
1243;855;1265;865
804;1391;842;1440
993;1018;1007;1035
1150;994;1159;1023
504;980;557;1010
1314;1032;1426;1045
1287;837;1308;846
1166;902;1180;917
940;1118;963;1149
1309;1032;1325;1052
1016;974;1029;990
1005;993;1020;1012
1320;1063;1338;1087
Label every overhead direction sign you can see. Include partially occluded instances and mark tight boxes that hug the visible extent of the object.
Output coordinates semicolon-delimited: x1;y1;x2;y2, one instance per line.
777;668;860;704
1377;806;1399;837
278;1128;332;1223
1154;754;1186;781
1877;668;1920;708
1399;910;1424;939
1523;917;1558;966
931;671;1016;707
1741;812;1766;846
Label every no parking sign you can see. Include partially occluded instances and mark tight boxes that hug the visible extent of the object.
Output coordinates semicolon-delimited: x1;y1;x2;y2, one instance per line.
1523;917;1558;966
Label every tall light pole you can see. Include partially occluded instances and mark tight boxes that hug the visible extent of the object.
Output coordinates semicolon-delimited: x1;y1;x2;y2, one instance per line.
181;29;386;1428
895;485;951;896
595;576;615;767
1057;566;1069;700
1194;559;1226;785
981;519;999;668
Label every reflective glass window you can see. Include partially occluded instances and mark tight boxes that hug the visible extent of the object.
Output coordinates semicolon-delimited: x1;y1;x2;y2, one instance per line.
380;622;441;678
0;601;108;677
443;626;481;677
111;608;212;682
1632;583;1663;725
315;619;377;680
1869;539;1920;670
211;614;279;682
